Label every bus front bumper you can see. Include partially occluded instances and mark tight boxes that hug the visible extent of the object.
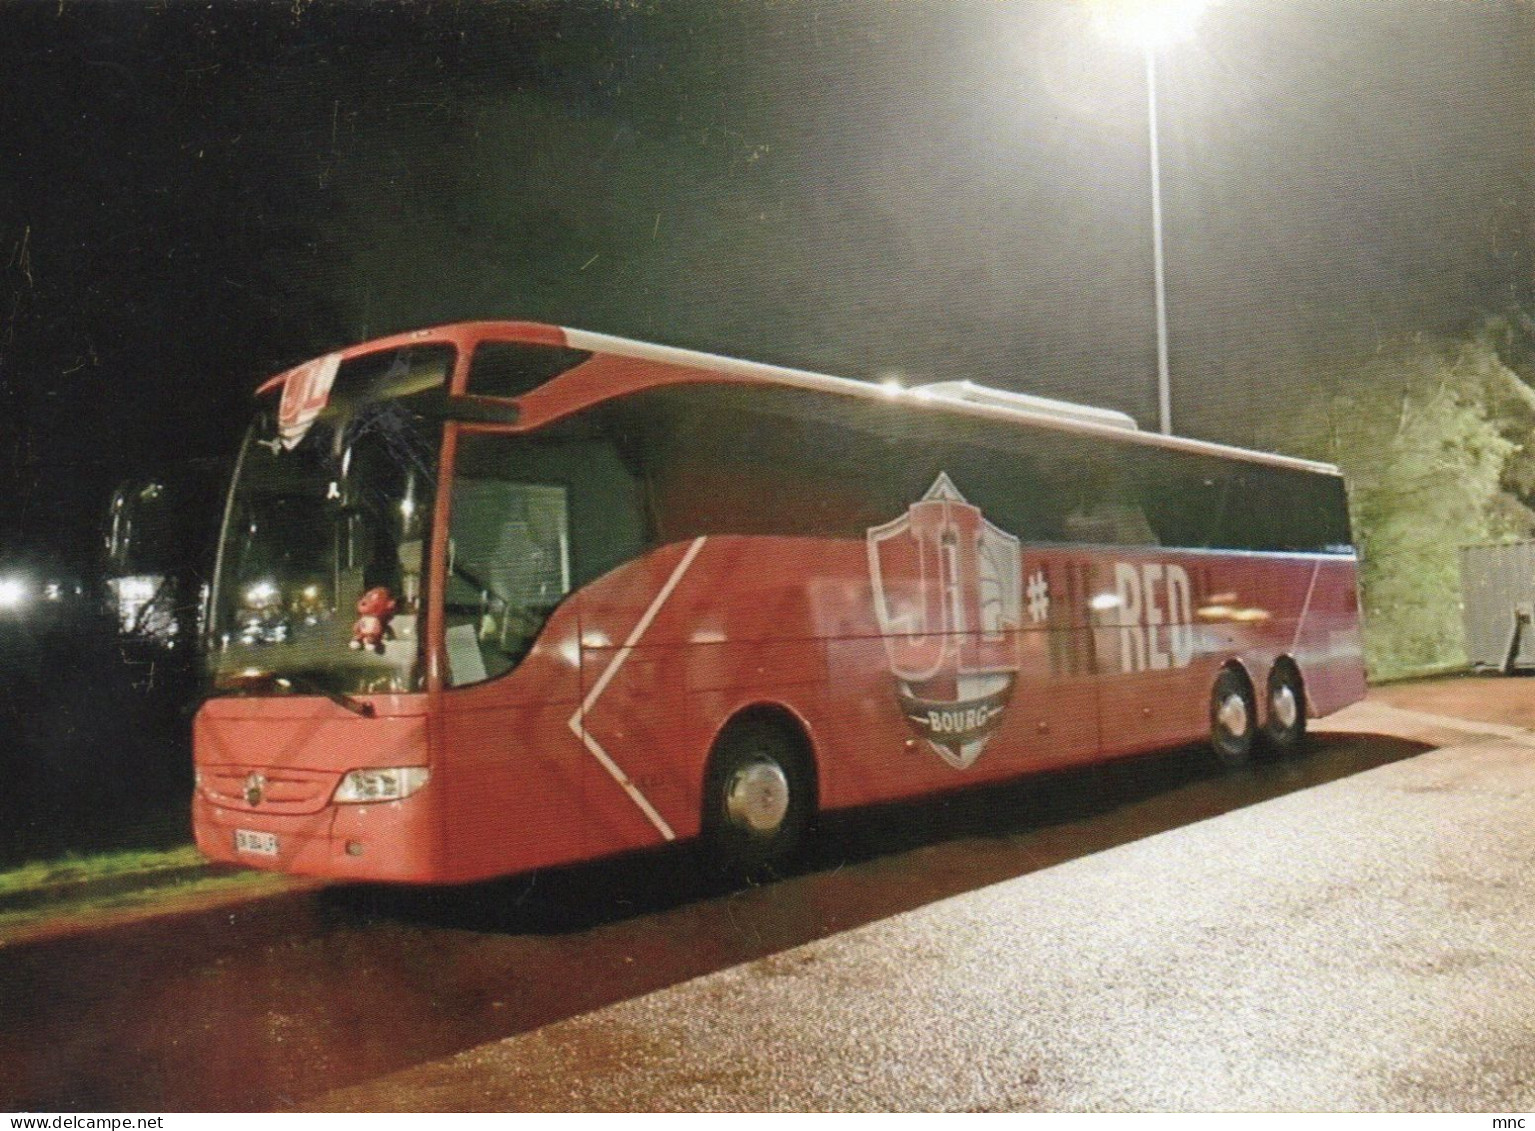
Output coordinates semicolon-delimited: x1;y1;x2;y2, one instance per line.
192;790;443;883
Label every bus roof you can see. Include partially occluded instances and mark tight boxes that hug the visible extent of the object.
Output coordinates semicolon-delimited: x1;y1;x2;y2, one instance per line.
258;321;1341;478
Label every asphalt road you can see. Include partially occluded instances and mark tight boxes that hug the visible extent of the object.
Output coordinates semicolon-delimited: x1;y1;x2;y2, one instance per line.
6;676;1535;1112
319;685;1535;1112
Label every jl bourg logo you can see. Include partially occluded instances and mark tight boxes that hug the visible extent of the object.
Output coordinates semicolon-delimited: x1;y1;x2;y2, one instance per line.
867;473;1026;770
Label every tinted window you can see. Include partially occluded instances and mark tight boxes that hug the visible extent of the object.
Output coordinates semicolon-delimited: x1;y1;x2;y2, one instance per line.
1215;464;1353;553
467;342;592;399
329;345;454;408
611;385;1129;544
607;384;1351;554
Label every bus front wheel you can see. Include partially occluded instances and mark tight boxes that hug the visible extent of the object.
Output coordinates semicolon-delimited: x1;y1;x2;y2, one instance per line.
702;718;814;875
1210;668;1257;769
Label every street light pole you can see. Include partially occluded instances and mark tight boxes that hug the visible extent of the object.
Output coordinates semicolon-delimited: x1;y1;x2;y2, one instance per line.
1092;0;1207;435
1145;46;1172;436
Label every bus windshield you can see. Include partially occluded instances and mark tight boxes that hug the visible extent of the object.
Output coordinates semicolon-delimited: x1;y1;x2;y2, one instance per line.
208;347;447;697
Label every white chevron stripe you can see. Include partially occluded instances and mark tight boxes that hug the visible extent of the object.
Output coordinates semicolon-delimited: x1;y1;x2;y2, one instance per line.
567;536;708;841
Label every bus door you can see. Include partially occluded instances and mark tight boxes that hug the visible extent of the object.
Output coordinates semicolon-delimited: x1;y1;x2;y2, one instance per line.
440;429;588;874
440;419;653;871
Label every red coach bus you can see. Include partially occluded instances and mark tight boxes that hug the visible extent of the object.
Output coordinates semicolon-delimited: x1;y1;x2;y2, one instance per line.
192;321;1366;882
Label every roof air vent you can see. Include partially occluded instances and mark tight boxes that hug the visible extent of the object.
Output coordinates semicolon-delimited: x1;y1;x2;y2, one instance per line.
912;381;1139;431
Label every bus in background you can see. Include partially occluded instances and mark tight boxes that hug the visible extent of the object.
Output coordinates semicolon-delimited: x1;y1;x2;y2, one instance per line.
192;322;1365;883
104;461;228;654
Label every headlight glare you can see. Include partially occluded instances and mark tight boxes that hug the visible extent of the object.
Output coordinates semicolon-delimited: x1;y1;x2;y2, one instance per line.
333;766;430;804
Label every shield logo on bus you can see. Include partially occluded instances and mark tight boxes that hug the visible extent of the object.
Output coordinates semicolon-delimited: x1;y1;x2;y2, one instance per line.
867;473;1023;769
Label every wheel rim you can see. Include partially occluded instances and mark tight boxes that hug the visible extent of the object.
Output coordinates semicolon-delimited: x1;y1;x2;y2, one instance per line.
1216;692;1249;741
1270;682;1299;730
724;758;791;835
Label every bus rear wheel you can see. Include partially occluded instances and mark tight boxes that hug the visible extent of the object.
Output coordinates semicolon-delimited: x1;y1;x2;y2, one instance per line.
702;718;814;875
1210;668;1257;769
1263;661;1307;754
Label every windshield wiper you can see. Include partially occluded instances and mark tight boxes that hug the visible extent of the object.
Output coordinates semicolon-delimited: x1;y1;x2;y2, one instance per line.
276;673;376;718
216;668;375;717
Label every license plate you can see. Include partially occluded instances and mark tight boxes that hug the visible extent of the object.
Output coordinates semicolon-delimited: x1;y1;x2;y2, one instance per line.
234;829;279;856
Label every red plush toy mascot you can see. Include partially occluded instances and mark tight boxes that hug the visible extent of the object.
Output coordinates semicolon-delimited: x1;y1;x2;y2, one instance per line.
350;586;397;654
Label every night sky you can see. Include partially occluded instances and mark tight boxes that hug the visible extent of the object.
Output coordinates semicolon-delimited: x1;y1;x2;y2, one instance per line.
0;0;1530;567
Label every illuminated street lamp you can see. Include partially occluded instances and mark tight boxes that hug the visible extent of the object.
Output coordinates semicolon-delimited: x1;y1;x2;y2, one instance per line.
1092;0;1210;436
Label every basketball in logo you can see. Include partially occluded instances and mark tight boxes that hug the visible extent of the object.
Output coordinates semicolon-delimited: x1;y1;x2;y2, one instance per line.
867;473;1023;769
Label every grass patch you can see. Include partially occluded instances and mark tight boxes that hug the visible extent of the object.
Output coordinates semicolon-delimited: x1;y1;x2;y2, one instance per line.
0;867;296;939
0;843;205;895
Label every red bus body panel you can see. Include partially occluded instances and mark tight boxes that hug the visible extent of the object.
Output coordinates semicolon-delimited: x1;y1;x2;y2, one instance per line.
194;534;1364;883
195;321;1367;884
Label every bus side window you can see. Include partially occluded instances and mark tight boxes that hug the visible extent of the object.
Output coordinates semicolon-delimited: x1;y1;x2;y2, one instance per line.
466;341;594;399
1130;447;1228;551
1064;500;1159;547
1059;449;1159;548
445;428;649;687
1219;464;1348;553
445;476;571;685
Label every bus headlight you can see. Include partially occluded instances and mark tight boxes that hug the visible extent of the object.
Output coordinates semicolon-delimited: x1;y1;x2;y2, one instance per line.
333;766;430;804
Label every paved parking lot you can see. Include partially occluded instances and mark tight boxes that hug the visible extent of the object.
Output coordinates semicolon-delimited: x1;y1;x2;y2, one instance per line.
317;690;1535;1111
